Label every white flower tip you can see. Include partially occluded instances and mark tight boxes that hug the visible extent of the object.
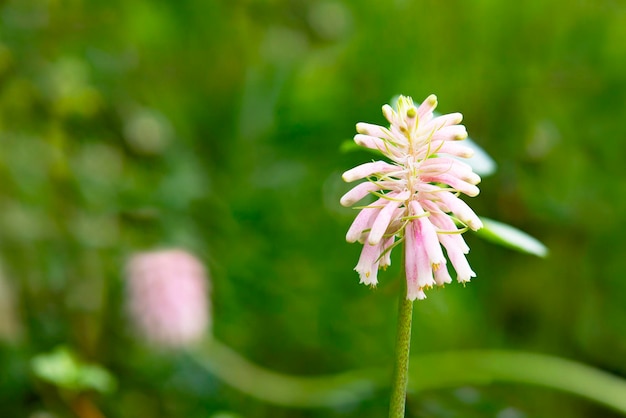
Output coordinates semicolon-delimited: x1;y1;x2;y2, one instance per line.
466;186;480;197
437;276;453;286
357;269;378;286
356;122;369;134
342;169;362;183
450;112;463;124
341;182;377;207
425;94;438;107
382;104;394;120
431;257;446;268
457;270;476;283
342;161;392;183
354;134;379;149
407;287;426;301
346;232;359;243
468;218;483;231
466;172;482;185
367;235;382;246
455;129;468;140
339;195;353;207
353;134;366;146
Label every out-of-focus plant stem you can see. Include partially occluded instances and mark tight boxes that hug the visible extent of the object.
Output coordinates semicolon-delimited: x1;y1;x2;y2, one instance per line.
70;394;106;418
194;339;626;414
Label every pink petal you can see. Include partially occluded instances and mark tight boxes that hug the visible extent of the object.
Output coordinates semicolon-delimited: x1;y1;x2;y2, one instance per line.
382;104;397;126
422;112;463;131
407;286;427;301
439;234;476;282
427;210;471;254
416;94;437;119
419;141;474;159
419;158;481;185
354;134;404;160
356;123;390;138
405;217;435;290
354;134;388;154
368;191;410;245
409;201;445;265
434;263;452;285
354;239;383;285
405;221;428;301
342;161;399;183
430;125;468;141
379;236;395;269
418;217;446;265
420;173;480;197
340;181;381;207
437;192;483;231
404;221;419;297
345;199;384;243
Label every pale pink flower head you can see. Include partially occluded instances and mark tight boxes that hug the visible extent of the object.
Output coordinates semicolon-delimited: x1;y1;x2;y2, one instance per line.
341;95;483;301
126;249;210;348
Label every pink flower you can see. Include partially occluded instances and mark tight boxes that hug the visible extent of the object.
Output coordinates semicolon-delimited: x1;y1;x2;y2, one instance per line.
126;249;210;348
341;95;483;300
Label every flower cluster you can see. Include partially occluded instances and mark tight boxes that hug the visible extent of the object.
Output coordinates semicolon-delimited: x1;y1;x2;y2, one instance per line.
126;249;210;348
341;95;483;300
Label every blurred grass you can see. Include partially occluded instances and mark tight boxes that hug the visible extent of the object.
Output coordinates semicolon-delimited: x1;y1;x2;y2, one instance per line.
1;0;626;417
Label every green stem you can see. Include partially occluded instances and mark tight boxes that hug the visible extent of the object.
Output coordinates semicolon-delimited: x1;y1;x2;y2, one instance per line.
389;280;414;418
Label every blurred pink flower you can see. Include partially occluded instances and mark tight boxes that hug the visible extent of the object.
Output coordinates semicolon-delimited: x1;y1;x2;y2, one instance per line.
341;95;482;300
126;249;210;348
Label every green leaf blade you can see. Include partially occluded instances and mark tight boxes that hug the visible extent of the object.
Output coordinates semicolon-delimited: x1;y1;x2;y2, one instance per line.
475;217;548;257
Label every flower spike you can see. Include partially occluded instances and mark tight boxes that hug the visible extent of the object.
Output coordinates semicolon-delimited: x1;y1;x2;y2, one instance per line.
342;95;482;300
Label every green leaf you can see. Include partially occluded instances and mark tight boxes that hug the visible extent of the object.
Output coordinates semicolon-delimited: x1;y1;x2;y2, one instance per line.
77;364;117;394
475;217;548;257
31;346;116;394
31;347;80;389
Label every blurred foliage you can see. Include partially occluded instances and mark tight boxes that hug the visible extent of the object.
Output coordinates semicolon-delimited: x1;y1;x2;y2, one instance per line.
1;0;626;417
32;346;116;394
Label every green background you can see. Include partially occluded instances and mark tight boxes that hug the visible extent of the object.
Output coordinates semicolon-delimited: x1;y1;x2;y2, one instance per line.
1;0;626;416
